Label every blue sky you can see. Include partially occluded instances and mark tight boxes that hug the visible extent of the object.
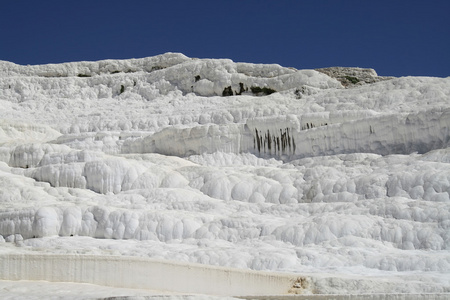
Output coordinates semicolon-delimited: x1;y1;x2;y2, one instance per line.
1;1;449;77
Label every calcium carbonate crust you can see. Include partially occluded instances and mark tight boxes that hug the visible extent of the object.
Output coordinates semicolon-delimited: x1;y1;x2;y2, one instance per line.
0;53;449;295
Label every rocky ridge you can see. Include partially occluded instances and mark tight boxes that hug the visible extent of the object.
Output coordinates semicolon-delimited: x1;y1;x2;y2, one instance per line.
316;66;395;87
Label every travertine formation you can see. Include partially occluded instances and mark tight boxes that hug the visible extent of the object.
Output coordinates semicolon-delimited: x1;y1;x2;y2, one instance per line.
0;53;449;296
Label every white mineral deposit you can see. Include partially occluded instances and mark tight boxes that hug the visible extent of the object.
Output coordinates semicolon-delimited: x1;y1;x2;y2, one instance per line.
0;53;449;299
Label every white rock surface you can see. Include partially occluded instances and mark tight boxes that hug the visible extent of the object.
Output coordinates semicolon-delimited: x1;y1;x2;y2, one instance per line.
0;53;449;296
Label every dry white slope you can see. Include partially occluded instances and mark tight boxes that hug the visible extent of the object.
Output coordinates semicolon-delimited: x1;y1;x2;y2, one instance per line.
0;53;449;298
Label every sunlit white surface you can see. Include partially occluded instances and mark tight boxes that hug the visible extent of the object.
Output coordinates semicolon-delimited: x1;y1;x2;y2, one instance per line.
0;280;176;300
0;53;449;297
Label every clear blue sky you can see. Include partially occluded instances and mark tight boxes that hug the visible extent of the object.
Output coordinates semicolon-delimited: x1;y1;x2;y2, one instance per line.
1;0;449;77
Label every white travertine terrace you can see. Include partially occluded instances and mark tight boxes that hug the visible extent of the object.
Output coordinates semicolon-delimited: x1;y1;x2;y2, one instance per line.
0;53;449;298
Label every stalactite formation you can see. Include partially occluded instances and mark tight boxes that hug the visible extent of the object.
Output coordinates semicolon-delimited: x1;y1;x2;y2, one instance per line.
253;127;295;156
301;122;328;130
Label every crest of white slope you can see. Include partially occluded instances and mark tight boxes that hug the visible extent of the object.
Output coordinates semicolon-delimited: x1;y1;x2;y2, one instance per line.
0;53;449;294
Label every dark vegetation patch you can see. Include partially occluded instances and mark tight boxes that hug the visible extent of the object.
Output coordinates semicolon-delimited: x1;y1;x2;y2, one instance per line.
150;66;165;72
222;86;233;96
222;84;276;97
294;86;306;99
250;86;276;96
344;76;360;84
235;82;247;95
